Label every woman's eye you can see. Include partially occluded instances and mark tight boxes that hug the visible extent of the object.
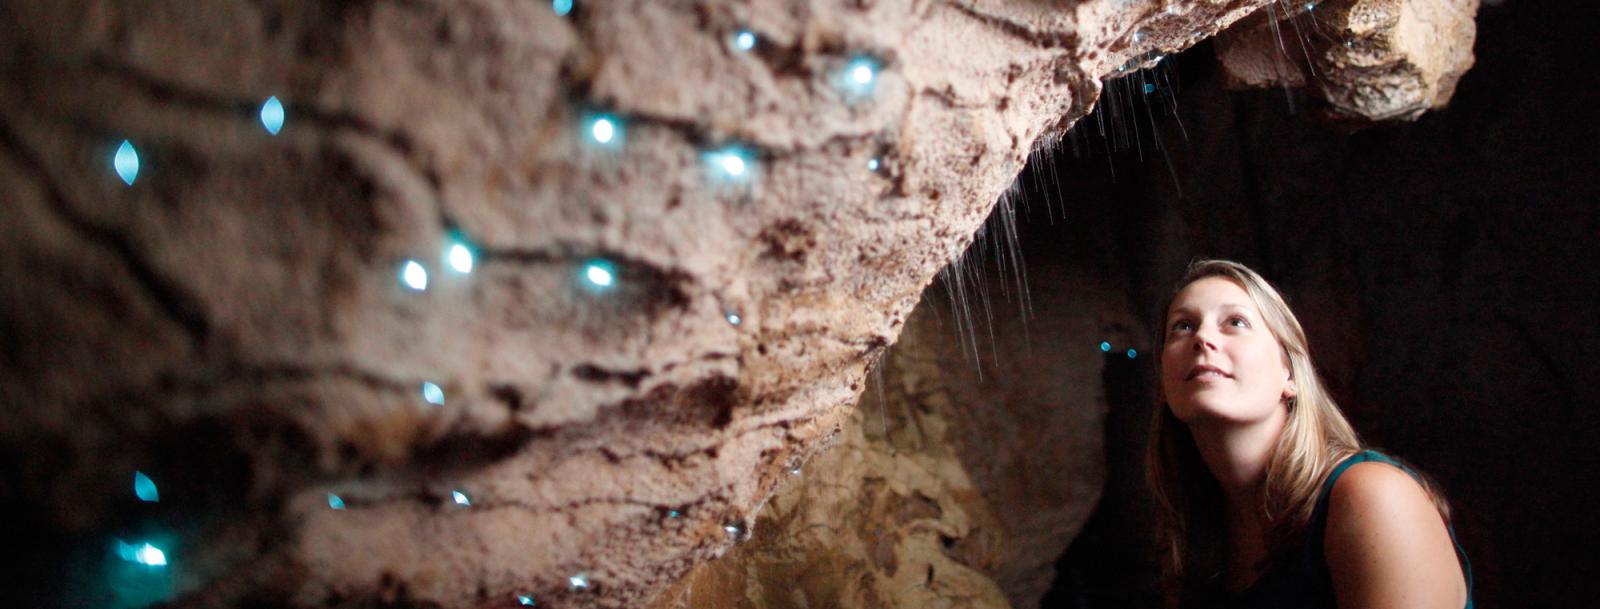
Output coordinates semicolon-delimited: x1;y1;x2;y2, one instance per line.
1170;320;1192;332
1229;316;1250;328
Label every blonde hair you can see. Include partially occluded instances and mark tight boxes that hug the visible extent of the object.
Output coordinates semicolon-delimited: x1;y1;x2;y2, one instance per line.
1143;259;1452;607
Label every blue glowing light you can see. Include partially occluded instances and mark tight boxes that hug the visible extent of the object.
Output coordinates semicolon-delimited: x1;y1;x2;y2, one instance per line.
422;381;445;406
552;0;573;17
667;510;681;518
568;573;590;591
734;30;757;51
452;490;471;506
868;158;882;172
260;96;285;135
703;145;755;181
839;56;881;97
518;595;537;606
583;113;624;148
114;140;140;186
328;493;346;510
446;241;474;274
1099;341;1111;352
116;540;168;567
582;259;615;289
1143;83;1156;94
723;524;742;535
726;312;741;325
1127;348;1138;359
1305;1;1317;10
134;471;159;503
401;260;428;291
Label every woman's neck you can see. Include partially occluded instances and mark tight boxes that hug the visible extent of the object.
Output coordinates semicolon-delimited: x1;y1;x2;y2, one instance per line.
1187;407;1288;511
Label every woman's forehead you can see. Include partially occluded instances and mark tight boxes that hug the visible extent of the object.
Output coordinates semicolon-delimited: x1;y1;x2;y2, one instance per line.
1168;277;1257;315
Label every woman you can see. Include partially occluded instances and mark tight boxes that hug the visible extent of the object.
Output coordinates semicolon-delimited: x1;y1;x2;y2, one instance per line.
1145;259;1474;609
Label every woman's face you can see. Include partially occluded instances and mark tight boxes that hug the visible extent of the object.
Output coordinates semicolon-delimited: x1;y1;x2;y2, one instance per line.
1160;277;1295;425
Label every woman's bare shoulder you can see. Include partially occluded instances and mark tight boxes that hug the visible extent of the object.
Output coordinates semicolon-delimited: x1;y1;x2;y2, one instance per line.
1323;461;1467;609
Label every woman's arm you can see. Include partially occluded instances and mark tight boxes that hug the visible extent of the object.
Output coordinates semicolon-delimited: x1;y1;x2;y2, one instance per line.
1324;462;1468;609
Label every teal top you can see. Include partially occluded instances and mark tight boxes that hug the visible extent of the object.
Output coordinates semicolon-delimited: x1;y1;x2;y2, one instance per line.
1193;450;1475;609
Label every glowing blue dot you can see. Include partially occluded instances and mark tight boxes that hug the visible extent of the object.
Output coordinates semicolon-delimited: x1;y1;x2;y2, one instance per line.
1305;1;1316;9
401;260;428;291
667;510;680;518
421;381;445;406
720;153;745;176
867;157;881;171
1099;341;1111;352
850;62;875;85
723;522;745;539
447;242;474;274
452;490;471;506
134;471;159;502
1144;83;1156;94
590;117;615;144
1127;349;1138;359
704;146;755;181
734;30;757;51
568;573;590;591
518;595;537;606
117;540;168;567
583;260;615;288
552;0;573;17
260;96;285;135
114;140;140;186
328;493;346;510
726;312;741;325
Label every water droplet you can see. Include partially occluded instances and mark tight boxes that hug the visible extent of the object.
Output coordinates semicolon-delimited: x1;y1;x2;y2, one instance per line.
667;509;681;519
260;96;285;135
114;140;139;186
789;466;801;476
552;0;573;17
518;595;537;606
867;157;881;172
1133;31;1145;43
328;493;346;510
422;381;445;406
1099;341;1111;352
723;521;746;540
133;471;159;503
1305;1;1317;10
733;30;756;51
452;490;471;506
401;260;428;291
1143;83;1156;94
1126;348;1138;359
726;312;741;325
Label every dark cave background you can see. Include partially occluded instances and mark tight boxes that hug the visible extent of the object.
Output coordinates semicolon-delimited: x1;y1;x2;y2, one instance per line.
1029;2;1599;608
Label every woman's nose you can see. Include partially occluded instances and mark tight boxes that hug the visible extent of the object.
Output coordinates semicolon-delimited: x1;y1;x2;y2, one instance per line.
1191;330;1218;351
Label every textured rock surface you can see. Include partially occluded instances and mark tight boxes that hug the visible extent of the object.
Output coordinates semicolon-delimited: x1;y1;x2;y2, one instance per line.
647;244;1133;609
0;1;1476;608
1215;0;1479;120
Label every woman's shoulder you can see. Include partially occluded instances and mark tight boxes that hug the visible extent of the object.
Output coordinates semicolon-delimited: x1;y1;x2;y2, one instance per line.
1322;455;1469;608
